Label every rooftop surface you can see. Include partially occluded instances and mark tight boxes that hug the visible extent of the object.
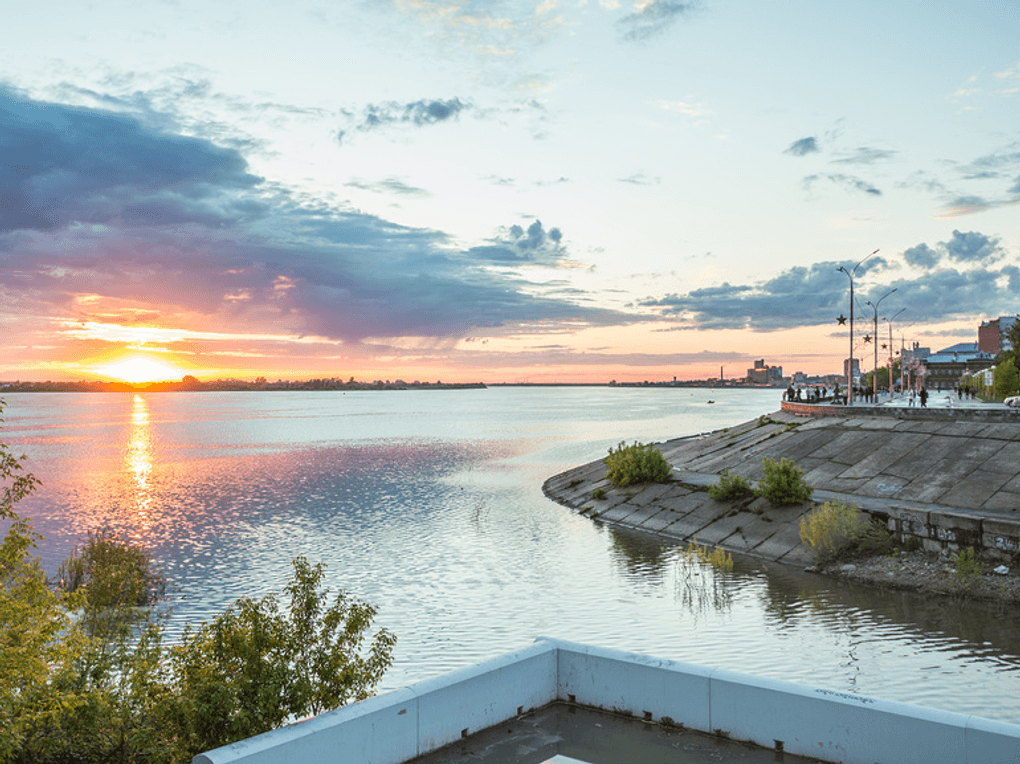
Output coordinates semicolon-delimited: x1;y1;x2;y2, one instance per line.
406;703;825;764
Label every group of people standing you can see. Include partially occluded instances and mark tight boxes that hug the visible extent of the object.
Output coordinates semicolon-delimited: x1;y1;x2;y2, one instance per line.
784;383;933;408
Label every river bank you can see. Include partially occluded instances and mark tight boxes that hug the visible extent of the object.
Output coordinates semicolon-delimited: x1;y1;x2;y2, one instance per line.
543;407;1020;605
818;548;1020;604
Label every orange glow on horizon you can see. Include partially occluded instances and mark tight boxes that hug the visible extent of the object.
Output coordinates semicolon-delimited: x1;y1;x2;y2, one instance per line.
97;355;184;384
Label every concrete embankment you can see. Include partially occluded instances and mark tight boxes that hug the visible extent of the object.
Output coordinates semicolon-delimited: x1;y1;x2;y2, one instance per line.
542;407;1020;567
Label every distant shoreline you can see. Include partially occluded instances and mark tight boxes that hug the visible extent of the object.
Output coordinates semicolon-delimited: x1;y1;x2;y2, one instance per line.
2;380;784;393
0;380;488;394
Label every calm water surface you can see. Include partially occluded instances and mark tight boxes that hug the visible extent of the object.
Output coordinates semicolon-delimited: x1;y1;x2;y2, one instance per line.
5;388;1020;722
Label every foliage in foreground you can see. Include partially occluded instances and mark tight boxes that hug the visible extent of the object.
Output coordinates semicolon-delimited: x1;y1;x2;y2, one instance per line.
604;442;672;487
0;399;395;764
799;500;890;564
681;539;734;573
756;457;813;506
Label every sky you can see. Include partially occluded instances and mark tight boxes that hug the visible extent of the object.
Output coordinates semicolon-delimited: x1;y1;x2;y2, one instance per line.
1;0;1018;384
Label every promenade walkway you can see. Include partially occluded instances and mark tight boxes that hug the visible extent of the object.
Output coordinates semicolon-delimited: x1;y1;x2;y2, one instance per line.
543;402;1020;567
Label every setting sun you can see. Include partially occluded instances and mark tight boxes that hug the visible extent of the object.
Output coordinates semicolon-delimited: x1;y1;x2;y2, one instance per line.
99;356;182;384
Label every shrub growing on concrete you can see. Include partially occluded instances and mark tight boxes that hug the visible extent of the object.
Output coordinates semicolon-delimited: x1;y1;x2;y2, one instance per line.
799;500;868;563
756;457;813;505
604;442;671;488
708;469;754;501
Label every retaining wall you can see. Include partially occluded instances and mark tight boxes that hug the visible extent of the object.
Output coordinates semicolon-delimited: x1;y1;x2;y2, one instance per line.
194;639;1020;764
781;400;1020;422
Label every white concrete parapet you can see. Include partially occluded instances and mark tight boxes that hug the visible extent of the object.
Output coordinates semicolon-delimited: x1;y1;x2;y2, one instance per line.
195;638;1020;764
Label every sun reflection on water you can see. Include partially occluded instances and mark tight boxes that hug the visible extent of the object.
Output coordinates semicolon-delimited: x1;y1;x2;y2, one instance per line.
126;394;153;528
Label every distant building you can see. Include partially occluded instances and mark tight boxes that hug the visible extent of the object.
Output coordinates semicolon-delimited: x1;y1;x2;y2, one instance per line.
979;315;1018;355
843;358;860;383
923;342;995;390
746;359;783;385
901;342;931;364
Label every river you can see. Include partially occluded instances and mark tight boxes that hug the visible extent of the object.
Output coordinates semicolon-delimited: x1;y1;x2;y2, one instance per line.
4;387;1019;722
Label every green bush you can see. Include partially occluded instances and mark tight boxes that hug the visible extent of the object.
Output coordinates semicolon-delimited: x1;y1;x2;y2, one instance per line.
756;457;813;505
799;500;868;563
604;442;672;487
708;469;754;501
951;547;982;587
57;526;167;642
164;557;396;757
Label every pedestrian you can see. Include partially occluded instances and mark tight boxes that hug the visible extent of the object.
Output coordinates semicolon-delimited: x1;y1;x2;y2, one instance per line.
920;387;928;408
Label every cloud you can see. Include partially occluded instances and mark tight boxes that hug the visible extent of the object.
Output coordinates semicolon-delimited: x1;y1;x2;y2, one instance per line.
338;98;471;143
903;229;1003;266
934;196;995;217
0;90;640;355
903;243;940;269
618;0;696;41
345;177;431;197
942;229;1003;262
0;85;260;234
803;173;881;196
785;137;818;156
832;146;897;164
641;244;1017;331
618;172;661;186
466;219;569;266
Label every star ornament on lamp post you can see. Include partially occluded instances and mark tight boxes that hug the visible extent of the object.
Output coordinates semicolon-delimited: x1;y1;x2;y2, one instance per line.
837;249;879;405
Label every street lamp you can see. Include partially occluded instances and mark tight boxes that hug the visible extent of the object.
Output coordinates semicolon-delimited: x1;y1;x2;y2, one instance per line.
837;249;879;405
882;308;906;397
865;287;897;402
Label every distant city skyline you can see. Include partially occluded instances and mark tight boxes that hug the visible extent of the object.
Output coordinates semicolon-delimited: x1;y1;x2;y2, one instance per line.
2;1;1018;384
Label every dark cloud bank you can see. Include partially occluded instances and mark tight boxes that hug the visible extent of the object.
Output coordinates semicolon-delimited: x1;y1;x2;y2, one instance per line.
0;87;630;345
644;231;1018;332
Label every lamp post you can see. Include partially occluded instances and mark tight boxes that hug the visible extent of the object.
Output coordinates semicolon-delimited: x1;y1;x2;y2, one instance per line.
864;287;897;402
883;308;906;397
837;249;879;405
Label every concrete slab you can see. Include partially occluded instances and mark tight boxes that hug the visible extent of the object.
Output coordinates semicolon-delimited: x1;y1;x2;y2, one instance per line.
596;504;645;524
837;435;931;480
802;460;857;489
751;522;811;564
879;436;959;481
855;417;902;430
936;421;994;438
939;469;1014;508
757;428;840;463
856;475;913;501
982;441;1020;474
980;490;1020;513
626;482;675;507
664;500;732;540
637;507;684;533
723;514;783;555
895;419;951;434
657;493;706;517
812;430;875;464
980;423;1020;441
685;512;745;546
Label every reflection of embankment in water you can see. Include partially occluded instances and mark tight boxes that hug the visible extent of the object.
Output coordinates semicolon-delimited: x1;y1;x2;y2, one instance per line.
604;524;1020;671
757;558;1020;660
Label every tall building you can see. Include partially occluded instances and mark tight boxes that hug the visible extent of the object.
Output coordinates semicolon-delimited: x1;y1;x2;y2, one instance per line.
843;358;860;382
746;359;783;384
978;315;1017;355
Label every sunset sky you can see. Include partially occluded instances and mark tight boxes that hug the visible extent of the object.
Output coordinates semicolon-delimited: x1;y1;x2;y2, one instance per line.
2;1;1018;384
